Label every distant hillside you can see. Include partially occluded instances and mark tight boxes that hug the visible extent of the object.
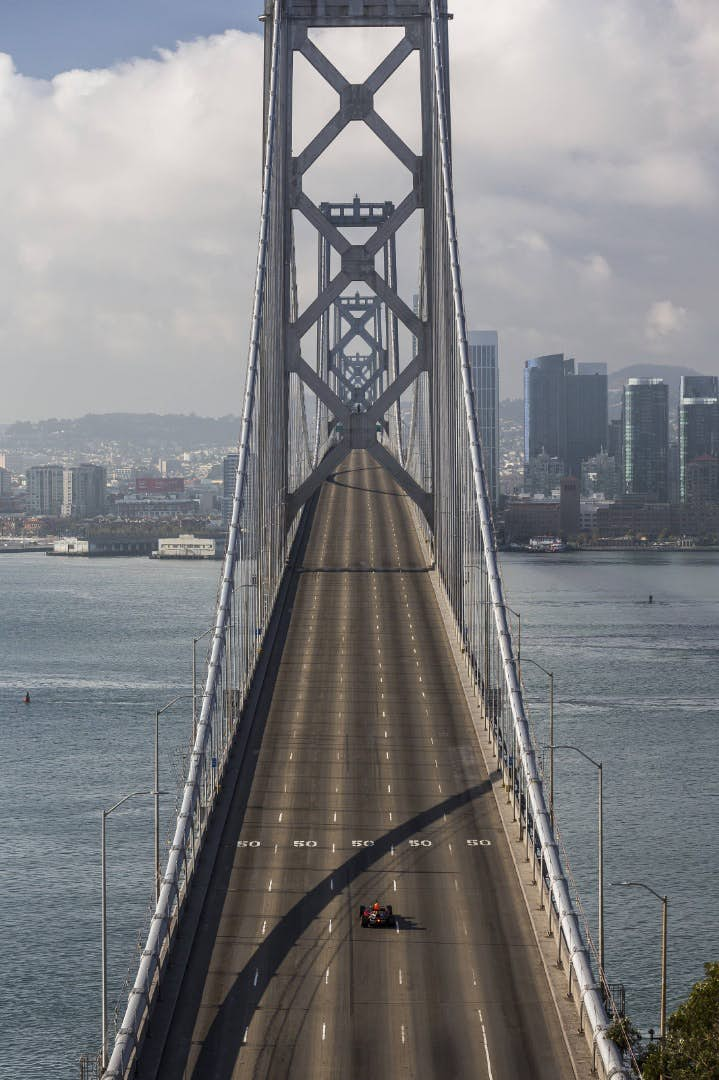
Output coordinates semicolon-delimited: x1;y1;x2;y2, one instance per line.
609;363;701;390
608;364;705;418
3;413;241;451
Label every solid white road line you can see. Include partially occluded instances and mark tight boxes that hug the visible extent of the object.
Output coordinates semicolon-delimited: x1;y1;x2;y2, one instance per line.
477;1009;495;1080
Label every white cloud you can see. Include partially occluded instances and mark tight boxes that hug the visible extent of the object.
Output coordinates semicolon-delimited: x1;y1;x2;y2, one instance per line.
0;2;718;419
645;299;688;344
580;254;612;284
0;33;263;419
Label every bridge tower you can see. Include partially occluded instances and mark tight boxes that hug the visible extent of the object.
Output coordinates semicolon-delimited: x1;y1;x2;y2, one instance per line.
259;0;441;527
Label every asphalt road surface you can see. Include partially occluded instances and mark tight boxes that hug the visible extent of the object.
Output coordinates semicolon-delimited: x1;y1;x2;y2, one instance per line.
156;451;575;1079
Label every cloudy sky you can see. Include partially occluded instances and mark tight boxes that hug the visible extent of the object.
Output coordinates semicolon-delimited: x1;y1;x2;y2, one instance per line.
1;0;717;421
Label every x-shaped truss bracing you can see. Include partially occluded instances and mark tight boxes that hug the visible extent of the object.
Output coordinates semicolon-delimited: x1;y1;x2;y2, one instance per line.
285;18;432;523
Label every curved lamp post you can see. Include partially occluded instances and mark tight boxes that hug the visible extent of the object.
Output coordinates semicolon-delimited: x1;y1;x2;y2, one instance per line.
154;693;194;903
192;626;214;741
548;744;604;973
101;790;157;1069
522;657;554;823
611;880;668;1046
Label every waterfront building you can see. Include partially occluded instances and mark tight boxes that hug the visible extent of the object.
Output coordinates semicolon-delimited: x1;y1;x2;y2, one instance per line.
27;465;65;515
559;476;580;537
503;478;581;542
524;354;607;484
155;535;217;559
61;464;107;518
52;538;90;555
223;453;239;525
468;331;499;506
503;497;560;544
622;379;669;501
679;375;719;502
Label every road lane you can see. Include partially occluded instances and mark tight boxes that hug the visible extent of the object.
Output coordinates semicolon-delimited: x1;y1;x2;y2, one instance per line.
156;450;575;1079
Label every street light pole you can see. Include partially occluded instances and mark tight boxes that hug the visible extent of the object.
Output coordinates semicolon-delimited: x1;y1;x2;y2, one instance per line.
192;626;214;741
154;693;194;904
522;657;555;823
612;881;668;1044
548;744;604;972
101;790;154;1070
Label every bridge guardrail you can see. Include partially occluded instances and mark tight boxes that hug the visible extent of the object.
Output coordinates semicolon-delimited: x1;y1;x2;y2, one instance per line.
408;4;635;1076
102;7;291;1074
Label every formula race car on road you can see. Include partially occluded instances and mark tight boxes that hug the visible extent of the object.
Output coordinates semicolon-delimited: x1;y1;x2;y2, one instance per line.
359;901;395;928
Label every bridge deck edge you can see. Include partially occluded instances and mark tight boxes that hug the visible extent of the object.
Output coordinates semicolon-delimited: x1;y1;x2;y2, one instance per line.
424;556;603;1080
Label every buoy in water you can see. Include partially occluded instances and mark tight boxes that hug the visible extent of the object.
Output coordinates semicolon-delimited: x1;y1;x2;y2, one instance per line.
648;595;653;604
24;691;30;704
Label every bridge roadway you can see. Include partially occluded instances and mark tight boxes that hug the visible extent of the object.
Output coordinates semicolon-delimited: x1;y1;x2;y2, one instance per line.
156;451;574;1079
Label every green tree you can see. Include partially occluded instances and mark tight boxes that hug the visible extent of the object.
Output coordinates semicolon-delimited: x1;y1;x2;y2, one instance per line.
642;962;719;1079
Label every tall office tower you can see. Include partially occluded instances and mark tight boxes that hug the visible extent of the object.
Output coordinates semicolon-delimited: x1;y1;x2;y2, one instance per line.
27;465;65;515
468;331;499;505
524;353;571;469
524;354;607;486
61;465;107;518
567;362;608;479
679;375;719;501
622;379;669;501
0;466;10;497
223;453;239;525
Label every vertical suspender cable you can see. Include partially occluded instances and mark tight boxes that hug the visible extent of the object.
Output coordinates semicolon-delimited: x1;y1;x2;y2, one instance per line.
103;4;283;1076
428;3;627;1077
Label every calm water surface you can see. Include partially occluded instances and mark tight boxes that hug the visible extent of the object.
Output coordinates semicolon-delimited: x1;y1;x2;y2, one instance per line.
0;550;717;1075
0;555;218;1078
502;550;719;1032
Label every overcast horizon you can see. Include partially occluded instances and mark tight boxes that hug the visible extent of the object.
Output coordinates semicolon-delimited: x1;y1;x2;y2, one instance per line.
2;1;717;421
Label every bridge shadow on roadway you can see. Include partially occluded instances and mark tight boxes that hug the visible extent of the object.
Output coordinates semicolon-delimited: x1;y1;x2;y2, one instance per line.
327;461;405;498
156;486;486;1077
176;782;489;1079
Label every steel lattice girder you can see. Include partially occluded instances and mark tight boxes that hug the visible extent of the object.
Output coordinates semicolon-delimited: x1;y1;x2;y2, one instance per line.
273;1;436;524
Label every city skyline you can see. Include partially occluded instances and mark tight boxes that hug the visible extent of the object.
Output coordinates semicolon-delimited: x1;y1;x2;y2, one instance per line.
1;2;717;420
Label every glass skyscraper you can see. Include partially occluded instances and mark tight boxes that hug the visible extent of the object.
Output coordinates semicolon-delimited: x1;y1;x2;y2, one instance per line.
524;354;607;483
468;331;499;506
679;375;719;501
622;378;668;501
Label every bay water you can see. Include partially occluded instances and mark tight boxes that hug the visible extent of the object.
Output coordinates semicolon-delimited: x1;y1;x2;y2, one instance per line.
502;550;719;1035
0;549;717;1074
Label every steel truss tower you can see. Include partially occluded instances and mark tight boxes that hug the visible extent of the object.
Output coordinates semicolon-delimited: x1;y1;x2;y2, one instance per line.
263;0;435;525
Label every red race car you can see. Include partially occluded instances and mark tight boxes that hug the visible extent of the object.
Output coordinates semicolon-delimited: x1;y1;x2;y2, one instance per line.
359;901;395;928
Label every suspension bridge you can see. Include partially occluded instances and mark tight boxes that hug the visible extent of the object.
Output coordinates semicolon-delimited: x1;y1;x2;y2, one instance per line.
101;2;629;1077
